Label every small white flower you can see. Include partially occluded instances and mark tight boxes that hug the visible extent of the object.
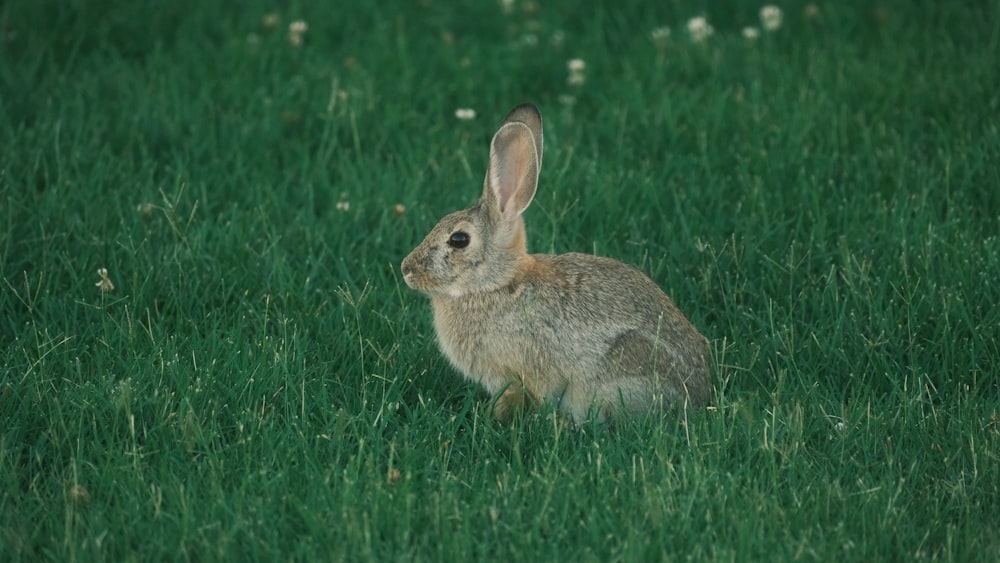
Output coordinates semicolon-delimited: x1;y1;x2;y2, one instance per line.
96;268;115;293
743;26;760;40
288;20;308;46
686;16;714;43
454;108;476;120
262;13;280;29
650;26;671;45
567;58;586;86
336;201;350;211
760;5;783;31
558;94;576;106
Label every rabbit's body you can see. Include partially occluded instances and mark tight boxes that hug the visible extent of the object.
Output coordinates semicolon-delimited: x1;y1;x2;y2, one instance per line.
402;104;711;422
430;252;710;421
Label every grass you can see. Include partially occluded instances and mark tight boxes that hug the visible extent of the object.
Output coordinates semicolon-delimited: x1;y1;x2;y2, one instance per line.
2;0;998;560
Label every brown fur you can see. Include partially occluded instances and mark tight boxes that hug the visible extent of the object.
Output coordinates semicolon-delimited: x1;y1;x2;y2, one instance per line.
401;104;710;423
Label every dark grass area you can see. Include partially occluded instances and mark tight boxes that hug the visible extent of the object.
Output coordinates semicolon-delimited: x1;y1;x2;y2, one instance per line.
2;1;998;560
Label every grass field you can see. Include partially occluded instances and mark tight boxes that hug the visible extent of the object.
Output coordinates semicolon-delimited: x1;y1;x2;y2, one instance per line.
2;0;999;560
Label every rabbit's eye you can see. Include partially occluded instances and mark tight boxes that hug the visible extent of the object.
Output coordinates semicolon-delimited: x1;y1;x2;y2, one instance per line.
448;231;471;249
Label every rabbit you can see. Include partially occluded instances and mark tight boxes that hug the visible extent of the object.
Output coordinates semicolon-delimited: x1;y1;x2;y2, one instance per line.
401;103;711;423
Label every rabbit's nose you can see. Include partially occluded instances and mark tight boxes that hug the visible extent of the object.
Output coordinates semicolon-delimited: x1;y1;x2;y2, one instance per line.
401;254;420;279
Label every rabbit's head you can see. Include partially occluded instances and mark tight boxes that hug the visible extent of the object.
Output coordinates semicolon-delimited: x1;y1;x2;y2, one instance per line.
402;104;543;298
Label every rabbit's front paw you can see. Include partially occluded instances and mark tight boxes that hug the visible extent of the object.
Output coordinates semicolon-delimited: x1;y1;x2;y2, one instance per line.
493;382;534;422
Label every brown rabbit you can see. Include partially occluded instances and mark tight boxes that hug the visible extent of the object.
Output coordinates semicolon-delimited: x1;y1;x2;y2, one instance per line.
401;104;710;423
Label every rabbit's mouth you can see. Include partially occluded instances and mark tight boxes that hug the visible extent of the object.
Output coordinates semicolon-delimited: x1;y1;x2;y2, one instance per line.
400;262;468;298
402;272;457;297
400;267;421;290
401;270;421;290
400;260;441;294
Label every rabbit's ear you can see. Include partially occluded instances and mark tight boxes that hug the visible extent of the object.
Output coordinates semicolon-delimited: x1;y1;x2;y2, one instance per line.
485;107;542;220
501;104;543;169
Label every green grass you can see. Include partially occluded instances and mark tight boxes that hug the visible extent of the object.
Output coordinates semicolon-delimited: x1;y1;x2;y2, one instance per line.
2;0;999;560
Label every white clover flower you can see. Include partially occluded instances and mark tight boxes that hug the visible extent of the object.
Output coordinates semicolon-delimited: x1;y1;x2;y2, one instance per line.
335;201;350;211
454;108;476;120
760;5;783;31
567;58;586;86
686;16;714;43
743;26;760;40
262;13;280;29
96;268;115;293
288;20;308;46
650;26;671;45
